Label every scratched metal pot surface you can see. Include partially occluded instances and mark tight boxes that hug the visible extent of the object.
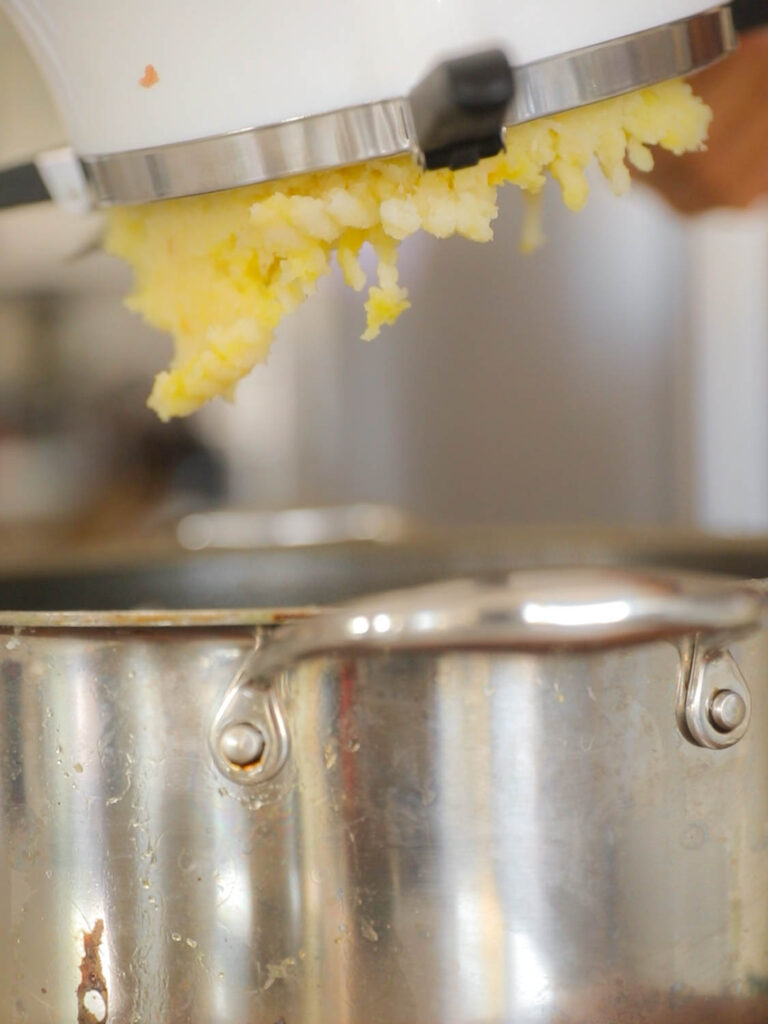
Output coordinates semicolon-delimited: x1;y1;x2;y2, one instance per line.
4;567;768;1023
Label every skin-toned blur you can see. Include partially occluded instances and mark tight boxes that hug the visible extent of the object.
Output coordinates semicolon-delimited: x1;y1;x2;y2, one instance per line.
646;29;768;212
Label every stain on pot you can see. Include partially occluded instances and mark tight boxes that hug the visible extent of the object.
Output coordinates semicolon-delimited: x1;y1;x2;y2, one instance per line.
77;919;108;1024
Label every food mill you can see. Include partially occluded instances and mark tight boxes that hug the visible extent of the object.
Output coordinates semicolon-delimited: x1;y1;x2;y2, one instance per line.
0;1;747;209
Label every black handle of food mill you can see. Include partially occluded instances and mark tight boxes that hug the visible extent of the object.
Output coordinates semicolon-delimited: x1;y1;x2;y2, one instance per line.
0;161;51;209
408;49;515;172
731;0;768;31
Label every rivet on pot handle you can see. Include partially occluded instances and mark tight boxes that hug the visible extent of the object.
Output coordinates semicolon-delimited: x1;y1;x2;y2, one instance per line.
210;643;289;785
682;644;753;750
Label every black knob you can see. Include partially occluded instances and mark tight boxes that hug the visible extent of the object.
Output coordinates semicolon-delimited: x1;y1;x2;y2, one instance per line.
408;49;515;172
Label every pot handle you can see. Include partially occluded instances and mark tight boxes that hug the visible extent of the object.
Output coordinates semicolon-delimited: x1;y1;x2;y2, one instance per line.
211;569;765;779
252;568;765;663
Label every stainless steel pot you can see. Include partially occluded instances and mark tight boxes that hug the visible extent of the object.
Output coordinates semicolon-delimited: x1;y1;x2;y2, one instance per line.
4;566;768;1023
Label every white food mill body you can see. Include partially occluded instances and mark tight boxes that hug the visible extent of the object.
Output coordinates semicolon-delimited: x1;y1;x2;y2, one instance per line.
2;0;720;154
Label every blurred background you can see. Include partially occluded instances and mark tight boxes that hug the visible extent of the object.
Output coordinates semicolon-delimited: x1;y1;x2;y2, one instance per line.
2;7;768;573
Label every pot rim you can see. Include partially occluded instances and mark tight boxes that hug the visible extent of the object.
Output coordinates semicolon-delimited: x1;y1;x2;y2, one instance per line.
0;608;320;630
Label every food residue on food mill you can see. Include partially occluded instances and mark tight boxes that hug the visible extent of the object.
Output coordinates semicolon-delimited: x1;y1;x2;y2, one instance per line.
139;64;159;88
106;81;711;420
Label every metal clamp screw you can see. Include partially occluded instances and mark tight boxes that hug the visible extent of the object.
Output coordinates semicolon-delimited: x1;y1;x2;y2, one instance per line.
219;723;266;769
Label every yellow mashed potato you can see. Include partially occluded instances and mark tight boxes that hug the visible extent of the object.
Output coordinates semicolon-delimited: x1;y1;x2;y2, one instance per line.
106;80;711;420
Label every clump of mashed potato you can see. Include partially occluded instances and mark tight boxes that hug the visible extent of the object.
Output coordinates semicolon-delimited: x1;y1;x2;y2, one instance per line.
106;80;711;420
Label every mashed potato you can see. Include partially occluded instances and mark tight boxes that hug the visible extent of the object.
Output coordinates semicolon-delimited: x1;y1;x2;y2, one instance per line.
106;80;711;420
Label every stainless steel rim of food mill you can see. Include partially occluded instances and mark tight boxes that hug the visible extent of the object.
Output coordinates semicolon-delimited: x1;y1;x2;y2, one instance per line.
78;6;735;206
